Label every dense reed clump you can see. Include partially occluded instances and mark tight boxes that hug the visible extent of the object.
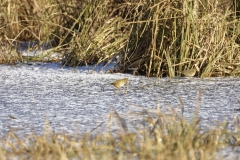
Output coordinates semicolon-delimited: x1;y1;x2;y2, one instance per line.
59;0;131;68
118;0;240;77
0;0;240;77
0;0;61;64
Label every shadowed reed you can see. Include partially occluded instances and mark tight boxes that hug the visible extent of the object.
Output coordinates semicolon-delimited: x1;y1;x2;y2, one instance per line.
0;0;240;77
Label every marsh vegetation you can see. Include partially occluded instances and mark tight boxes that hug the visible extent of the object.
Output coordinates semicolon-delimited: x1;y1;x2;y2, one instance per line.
2;105;240;160
0;0;239;77
1;0;240;159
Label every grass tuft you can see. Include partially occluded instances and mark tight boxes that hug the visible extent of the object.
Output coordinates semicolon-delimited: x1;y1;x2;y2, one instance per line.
1;105;240;159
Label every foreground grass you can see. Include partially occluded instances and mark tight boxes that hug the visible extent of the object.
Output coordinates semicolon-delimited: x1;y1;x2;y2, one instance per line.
1;107;240;160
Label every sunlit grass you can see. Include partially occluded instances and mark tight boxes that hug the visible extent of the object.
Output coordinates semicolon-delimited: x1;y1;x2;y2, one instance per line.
0;0;240;76
1;104;240;159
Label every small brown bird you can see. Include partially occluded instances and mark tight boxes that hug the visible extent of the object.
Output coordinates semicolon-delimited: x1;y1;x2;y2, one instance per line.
111;78;129;90
182;68;197;77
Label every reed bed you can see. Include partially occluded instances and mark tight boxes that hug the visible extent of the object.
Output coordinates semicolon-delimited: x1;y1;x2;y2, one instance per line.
0;0;240;77
118;0;240;77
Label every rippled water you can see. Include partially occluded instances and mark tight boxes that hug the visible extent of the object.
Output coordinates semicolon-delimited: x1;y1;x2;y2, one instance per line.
0;63;240;159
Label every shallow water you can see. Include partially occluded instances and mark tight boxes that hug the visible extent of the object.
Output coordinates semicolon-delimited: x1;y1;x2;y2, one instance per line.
0;63;240;134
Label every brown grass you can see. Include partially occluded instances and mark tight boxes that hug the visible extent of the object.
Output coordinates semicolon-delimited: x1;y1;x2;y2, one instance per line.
0;91;240;159
1;105;240;159
0;0;240;77
119;0;240;77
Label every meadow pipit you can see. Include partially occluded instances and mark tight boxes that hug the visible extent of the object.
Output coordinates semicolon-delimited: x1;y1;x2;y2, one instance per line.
110;78;129;91
181;68;197;77
181;62;200;77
